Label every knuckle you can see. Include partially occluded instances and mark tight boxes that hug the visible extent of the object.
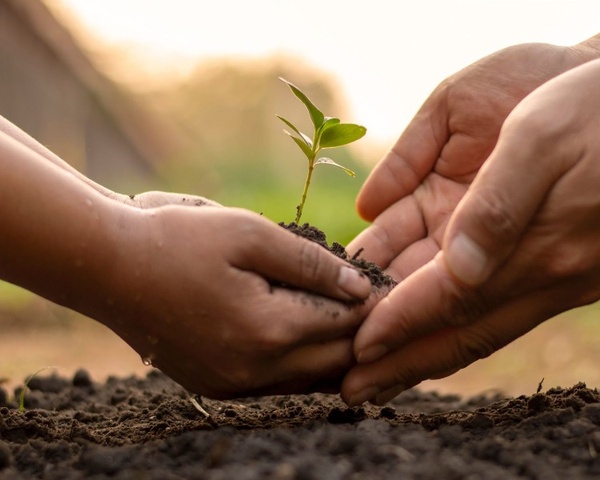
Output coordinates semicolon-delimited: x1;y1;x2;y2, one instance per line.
298;240;328;284
241;313;292;355
472;188;520;245
449;328;498;367
438;278;490;328
253;325;291;355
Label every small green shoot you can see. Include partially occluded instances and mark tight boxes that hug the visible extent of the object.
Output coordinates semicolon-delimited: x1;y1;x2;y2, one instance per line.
18;366;58;412
277;77;366;223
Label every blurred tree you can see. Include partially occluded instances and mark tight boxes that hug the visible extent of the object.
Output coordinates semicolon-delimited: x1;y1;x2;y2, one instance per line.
147;57;351;191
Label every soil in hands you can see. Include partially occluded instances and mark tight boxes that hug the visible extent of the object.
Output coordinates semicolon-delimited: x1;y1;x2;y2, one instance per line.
1;371;600;479
279;222;398;291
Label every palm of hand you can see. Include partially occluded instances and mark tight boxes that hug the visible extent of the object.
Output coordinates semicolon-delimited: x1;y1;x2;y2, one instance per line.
351;42;578;281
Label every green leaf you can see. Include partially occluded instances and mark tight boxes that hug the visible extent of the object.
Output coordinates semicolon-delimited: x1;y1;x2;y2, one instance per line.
283;131;314;159
279;77;325;131
316;117;340;137
315;157;356;177
315;117;340;151
277;115;304;140
319;123;366;149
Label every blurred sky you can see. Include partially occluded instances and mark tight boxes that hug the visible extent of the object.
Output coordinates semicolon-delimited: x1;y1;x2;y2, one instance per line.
50;0;600;151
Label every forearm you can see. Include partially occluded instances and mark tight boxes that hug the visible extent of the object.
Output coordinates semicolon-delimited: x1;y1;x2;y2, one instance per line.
0;115;219;210
0;114;125;202
0;130;123;314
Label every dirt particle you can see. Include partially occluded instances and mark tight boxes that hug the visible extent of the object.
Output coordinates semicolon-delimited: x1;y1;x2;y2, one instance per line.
72;369;93;388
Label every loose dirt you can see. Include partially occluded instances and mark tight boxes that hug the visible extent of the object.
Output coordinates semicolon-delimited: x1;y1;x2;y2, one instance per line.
2;224;599;478
1;371;600;479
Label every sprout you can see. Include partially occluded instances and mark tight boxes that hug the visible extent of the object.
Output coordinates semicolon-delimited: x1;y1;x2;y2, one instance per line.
277;77;366;223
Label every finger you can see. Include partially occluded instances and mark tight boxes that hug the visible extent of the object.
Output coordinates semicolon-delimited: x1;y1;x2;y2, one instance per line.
442;119;568;287
247;336;355;396
356;95;448;221
342;286;564;406
348;195;426;270
248;284;384;349
236;215;372;301
385;236;441;281
353;253;465;365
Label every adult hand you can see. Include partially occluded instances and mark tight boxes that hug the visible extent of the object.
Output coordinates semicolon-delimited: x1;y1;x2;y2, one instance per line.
342;57;600;406
349;38;596;280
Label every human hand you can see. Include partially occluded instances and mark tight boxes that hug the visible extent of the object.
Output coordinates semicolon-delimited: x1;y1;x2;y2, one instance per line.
97;205;379;399
341;58;600;406
349;40;593;280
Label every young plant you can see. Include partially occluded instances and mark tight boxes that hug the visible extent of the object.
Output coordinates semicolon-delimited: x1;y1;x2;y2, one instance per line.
17;366;57;412
277;77;366;223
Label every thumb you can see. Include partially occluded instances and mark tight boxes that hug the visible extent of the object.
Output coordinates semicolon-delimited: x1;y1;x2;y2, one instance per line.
442;123;564;286
237;215;373;301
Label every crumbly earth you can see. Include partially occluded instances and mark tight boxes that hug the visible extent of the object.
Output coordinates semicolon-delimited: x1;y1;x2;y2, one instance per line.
1;371;600;479
2;226;598;478
278;222;398;291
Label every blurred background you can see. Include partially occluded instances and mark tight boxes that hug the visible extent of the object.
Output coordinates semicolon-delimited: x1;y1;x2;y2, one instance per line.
1;0;600;397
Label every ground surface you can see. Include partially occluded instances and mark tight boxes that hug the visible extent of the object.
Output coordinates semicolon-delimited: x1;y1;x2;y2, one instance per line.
1;371;600;479
2;225;600;478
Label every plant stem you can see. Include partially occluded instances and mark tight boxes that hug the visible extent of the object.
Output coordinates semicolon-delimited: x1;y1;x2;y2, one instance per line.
295;160;315;223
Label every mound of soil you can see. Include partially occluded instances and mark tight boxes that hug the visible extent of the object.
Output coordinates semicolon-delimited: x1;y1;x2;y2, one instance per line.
1;371;600;479
278;222;398;291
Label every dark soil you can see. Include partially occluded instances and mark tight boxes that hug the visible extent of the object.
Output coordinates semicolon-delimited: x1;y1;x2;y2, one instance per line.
2;226;597;479
1;371;600;479
278;222;398;291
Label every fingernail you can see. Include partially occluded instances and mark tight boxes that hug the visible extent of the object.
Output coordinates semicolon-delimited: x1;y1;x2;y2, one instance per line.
357;344;388;364
347;385;380;407
445;233;489;286
374;385;407;405
338;266;371;298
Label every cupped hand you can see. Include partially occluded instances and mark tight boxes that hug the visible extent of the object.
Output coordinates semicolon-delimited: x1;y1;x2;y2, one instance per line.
342;60;600;404
341;58;600;406
349;41;589;280
98;205;377;399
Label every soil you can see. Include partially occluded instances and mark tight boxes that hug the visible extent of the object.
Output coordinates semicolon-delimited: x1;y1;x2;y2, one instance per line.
1;371;600;479
278;222;397;291
2;225;599;479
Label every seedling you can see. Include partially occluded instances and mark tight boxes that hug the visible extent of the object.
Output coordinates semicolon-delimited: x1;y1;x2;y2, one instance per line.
18;366;58;412
277;77;366;223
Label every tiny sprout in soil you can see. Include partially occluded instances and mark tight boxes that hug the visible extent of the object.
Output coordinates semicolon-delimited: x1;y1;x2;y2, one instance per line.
277;77;367;223
18;366;57;412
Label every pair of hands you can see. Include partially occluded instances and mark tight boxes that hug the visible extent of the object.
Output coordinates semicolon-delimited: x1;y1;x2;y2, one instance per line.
340;41;600;405
0;116;377;400
10;37;599;404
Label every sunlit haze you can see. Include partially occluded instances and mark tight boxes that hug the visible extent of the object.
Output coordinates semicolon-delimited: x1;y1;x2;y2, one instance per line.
49;0;600;151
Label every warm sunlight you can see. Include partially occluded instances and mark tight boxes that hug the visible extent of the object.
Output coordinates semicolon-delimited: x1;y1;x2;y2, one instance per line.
47;0;600;148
